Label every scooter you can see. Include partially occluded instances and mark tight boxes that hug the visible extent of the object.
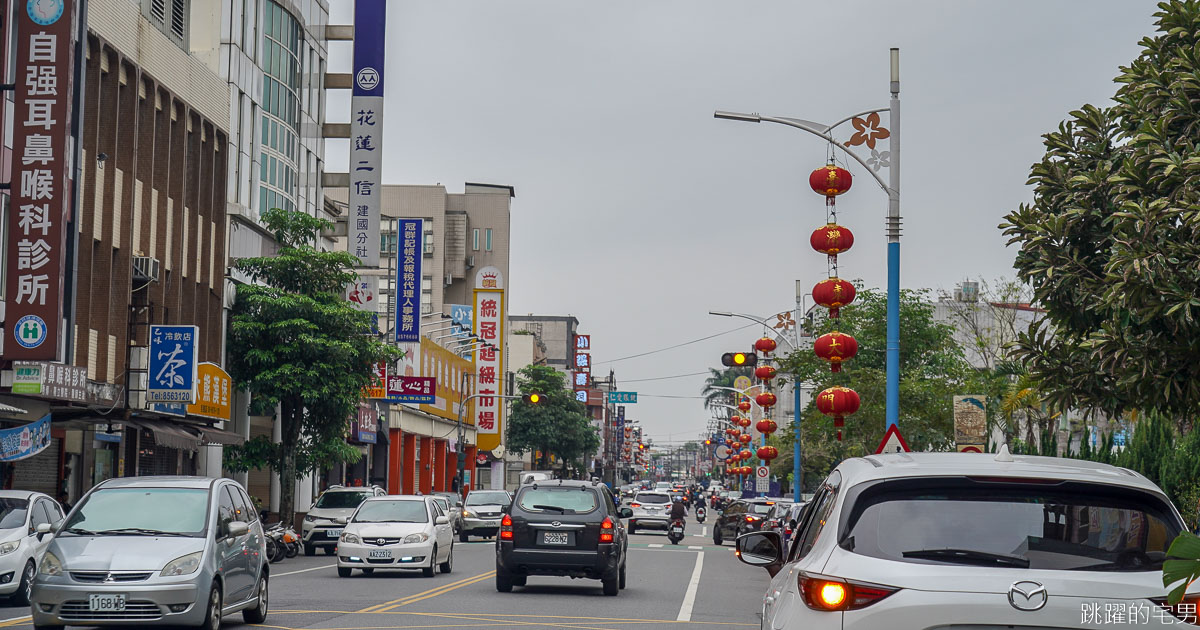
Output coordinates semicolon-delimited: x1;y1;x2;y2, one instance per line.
695;505;707;523
667;519;686;545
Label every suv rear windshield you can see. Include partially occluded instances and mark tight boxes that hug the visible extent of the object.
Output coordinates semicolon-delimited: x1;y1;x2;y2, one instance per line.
518;488;599;514
843;479;1182;572
634;493;669;504
750;503;775;515
314;491;374;509
466;491;511;506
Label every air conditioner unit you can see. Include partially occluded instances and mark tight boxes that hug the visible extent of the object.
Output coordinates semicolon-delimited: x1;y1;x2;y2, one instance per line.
132;256;161;283
466;255;475;269
444;273;453;287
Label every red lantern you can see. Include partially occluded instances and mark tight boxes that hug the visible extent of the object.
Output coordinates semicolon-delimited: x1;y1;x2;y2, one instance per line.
739;433;752;444
754;365;777;380
741;466;753;475
756;419;777;434
813;331;859;372
757;446;778;461
810;223;854;256
813;278;857;317
816;386;860;441
725;428;739;438
756;392;777;408
737;400;752;412
737;416;752;428
754;337;777;354
740;450;753;461
809;164;853;197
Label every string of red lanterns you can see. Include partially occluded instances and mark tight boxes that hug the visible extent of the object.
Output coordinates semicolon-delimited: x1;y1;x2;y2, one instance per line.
810;163;860;441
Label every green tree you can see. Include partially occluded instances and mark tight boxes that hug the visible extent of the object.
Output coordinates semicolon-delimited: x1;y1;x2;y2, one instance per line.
701;366;754;409
777;286;972;484
223;209;398;526
1000;1;1200;423
507;365;600;473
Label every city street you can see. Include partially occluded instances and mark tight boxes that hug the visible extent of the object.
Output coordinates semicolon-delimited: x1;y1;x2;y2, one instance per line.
0;518;765;630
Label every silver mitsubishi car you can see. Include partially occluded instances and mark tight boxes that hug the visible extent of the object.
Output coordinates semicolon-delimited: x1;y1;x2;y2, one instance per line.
31;476;269;630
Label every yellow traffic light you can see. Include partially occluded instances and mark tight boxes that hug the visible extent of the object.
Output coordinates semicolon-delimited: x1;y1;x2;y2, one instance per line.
523;393;542;404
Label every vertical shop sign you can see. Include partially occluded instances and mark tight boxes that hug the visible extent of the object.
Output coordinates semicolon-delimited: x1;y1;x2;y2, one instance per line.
147;325;199;403
349;0;386;266
394;219;422;342
4;0;78;360
473;267;505;451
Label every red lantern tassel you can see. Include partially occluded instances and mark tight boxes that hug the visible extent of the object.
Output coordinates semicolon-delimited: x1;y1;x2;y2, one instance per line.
830;363;841;373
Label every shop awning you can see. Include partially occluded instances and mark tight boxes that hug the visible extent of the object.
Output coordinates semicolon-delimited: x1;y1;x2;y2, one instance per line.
194;425;245;446
0;402;28;415
126;419;202;451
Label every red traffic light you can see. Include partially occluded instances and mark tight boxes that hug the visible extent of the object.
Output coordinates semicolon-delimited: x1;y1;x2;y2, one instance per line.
721;351;757;367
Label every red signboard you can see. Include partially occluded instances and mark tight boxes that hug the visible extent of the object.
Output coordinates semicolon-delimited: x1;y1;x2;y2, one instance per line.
4;0;77;360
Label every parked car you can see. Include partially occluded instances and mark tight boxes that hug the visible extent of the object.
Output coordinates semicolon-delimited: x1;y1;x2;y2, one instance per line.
336;496;453;578
0;491;64;606
712;498;776;545
627;491;673;534
735;449;1196;629
302;485;386;556
495;479;632;596
431;492;465;533
31;476;269;630
459;490;512;542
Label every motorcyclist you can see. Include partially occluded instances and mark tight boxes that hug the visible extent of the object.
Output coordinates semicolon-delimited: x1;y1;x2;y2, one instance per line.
670;496;688;520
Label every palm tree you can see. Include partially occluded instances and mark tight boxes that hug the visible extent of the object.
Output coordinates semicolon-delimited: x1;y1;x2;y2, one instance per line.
701;367;753;410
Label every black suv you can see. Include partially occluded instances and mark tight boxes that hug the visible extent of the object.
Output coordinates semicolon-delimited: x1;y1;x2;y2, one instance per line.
712;498;779;545
496;479;633;596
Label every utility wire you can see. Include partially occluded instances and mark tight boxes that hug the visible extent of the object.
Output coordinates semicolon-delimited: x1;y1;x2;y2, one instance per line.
596;323;757;365
619;371;710;383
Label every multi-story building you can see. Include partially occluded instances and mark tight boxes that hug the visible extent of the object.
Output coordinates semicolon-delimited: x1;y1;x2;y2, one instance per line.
508;315;580;375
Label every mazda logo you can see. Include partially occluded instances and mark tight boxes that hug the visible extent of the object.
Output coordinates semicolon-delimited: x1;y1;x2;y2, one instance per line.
1008;581;1047;611
551;521;562;528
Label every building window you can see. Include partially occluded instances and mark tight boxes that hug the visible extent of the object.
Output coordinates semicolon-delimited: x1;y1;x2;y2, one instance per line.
485;228;493;252
380;232;397;255
472;229;479;251
143;0;189;49
257;0;301;217
423;230;434;255
421;276;433;314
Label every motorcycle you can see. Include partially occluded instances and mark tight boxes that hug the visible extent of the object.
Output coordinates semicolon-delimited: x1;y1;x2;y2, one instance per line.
265;522;301;563
695;506;707;523
667;519;685;545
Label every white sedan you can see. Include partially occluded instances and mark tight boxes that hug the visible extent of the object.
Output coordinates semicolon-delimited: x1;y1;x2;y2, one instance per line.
736;447;1199;629
0;490;63;606
337;496;454;577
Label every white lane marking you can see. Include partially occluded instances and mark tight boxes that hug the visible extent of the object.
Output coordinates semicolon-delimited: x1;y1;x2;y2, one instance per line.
676;551;704;622
648;543;664;548
688;545;702;550
701;526;707;537
273;563;337;577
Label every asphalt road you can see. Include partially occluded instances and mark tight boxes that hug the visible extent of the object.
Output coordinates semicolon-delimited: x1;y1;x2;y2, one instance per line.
0;514;767;630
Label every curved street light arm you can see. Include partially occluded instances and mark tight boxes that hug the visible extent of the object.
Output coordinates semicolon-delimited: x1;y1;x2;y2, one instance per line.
815;107;889;136
706;310;797;351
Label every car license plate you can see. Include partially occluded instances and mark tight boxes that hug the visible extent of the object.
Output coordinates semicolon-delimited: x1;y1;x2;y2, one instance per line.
89;594;126;612
368;550;391;559
485;520;499;527
326;528;342;538
541;531;570;545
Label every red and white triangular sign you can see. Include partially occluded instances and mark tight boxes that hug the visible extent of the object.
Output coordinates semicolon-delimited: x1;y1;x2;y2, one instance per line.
875;424;911;454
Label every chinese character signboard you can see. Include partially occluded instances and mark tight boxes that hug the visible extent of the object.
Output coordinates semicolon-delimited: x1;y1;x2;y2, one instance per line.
364;362;388;399
473;267;505;451
351;404;378;444
11;361;86;402
0;414;52;462
349;0;385;266
387;375;435;404
3;0;78;360
147;325;198;403
394;218;423;342
607;391;637;404
188;363;232;421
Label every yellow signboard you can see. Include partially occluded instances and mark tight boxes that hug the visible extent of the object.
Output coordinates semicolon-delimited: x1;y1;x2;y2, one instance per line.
418;338;474;424
188;363;232;421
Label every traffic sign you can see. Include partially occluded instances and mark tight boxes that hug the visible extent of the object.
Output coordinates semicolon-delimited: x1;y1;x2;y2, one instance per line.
875;424;911;454
714;443;732;461
733;376;753;391
755;466;769;492
606;391;637;404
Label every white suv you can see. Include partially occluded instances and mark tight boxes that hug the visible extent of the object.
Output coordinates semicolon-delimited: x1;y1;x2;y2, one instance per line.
628;492;673;534
302;486;386;555
736;448;1198;629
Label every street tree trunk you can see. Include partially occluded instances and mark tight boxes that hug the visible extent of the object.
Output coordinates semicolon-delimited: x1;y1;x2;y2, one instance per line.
278;398;301;528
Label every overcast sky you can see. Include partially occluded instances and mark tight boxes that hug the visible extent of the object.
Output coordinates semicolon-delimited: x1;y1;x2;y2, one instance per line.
327;1;1158;449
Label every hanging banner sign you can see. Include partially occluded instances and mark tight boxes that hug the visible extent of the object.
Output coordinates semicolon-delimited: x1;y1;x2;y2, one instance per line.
188;363;232;421
4;0;78;360
473;267;505;451
349;0;386;266
394;218;423;342
387;375;436;404
147;325;199;403
0;414;52;462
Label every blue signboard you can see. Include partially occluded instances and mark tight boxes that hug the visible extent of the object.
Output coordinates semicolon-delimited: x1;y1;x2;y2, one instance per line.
148;325;199;403
152;402;187;417
0;414;52;462
394;219;423;342
349;0;386;266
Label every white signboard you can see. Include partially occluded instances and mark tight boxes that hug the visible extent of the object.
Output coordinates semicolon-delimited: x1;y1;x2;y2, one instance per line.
755;465;770;492
473;267;505;450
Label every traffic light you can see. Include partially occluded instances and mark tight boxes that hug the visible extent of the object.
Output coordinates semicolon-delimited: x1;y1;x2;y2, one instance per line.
704;439;712;446
721;351;757;367
523;393;542;404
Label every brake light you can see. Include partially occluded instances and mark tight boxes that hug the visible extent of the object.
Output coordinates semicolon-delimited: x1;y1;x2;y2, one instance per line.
500;514;513;541
745;516;760;522
600;517;614;543
1150;595;1200;624
799;573;898;611
630;503;641;508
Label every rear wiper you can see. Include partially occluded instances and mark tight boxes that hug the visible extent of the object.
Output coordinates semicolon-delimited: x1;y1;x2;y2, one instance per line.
902;548;1030;568
531;504;566;513
96;528;189;537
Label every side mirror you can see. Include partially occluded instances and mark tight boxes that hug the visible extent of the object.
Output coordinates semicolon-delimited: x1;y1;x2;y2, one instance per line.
618;507;633;519
435;516;449;525
335;516;349;525
35;523;53;540
735;531;785;577
227;521;250;538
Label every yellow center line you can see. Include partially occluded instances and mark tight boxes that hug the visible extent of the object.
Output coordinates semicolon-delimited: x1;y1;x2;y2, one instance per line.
0;617;30;629
375;572;495;611
412;611;619;630
356;570;494;613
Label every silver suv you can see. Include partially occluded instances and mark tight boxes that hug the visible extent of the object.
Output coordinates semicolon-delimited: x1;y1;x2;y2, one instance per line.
302;486;385;555
627;491;672;534
31;476;268;630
